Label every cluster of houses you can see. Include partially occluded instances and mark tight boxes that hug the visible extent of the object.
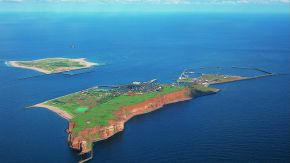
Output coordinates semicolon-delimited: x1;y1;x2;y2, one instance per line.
113;79;162;95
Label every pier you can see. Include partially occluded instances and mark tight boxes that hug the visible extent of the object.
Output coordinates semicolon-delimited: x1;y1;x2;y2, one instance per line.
79;145;94;163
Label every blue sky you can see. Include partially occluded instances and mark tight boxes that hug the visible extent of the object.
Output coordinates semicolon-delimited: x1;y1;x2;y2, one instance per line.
0;0;289;13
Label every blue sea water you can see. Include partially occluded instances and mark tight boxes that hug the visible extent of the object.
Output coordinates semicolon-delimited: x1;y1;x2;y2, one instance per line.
0;13;289;162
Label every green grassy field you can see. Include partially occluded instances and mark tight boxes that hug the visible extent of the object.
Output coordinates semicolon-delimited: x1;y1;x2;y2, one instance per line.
17;58;86;73
199;74;244;83
190;84;219;93
178;77;193;82
178;74;245;85
46;89;114;116
45;85;186;132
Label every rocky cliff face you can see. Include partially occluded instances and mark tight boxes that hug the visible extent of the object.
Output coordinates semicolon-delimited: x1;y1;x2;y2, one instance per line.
67;88;193;154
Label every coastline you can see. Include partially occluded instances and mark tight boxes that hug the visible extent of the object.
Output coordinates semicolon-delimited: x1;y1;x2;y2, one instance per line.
8;61;51;74
32;103;73;120
68;88;196;154
73;58;97;68
30;86;219;162
8;58;97;74
79;96;194;155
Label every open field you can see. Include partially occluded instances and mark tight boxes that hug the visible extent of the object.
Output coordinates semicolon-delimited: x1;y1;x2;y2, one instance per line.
178;73;247;85
39;85;188;132
199;74;247;84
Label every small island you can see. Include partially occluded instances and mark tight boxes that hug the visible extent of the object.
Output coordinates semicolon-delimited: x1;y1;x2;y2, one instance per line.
32;67;274;162
9;58;96;74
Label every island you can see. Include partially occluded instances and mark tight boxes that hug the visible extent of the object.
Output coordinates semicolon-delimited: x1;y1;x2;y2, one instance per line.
32;67;274;162
8;58;96;74
35;81;218;153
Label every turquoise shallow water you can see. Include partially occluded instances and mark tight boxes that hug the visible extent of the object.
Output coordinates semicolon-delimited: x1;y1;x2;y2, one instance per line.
0;13;289;162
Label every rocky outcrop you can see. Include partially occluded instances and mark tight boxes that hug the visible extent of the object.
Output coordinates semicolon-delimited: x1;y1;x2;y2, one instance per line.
67;88;195;154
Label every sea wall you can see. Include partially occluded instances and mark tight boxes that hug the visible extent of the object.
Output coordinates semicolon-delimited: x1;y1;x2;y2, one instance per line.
67;88;193;154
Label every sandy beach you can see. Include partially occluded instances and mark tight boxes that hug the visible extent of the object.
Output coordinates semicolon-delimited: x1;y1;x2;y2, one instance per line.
32;103;73;120
74;58;97;68
8;61;52;74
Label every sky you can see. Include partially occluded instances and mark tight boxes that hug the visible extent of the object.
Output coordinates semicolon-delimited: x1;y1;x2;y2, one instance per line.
0;0;289;13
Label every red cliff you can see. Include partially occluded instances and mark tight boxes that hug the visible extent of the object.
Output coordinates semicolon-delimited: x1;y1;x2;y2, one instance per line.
67;88;193;154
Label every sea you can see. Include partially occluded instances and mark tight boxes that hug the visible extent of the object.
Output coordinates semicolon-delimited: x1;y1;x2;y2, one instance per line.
0;12;289;162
